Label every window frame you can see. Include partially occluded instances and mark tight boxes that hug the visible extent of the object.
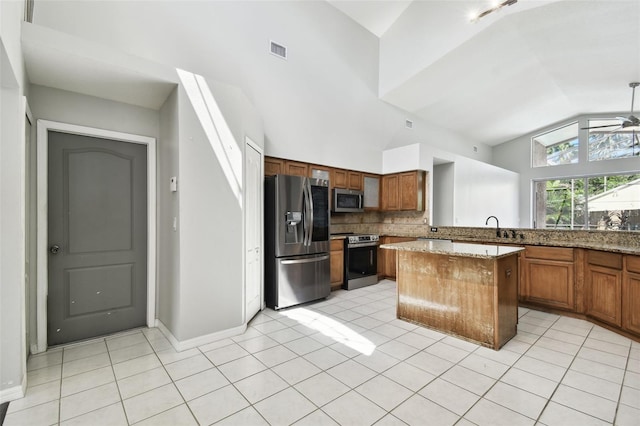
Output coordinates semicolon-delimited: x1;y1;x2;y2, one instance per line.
533;172;640;231
531;121;580;168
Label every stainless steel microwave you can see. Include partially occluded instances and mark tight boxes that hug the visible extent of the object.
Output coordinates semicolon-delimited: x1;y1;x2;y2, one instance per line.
332;188;364;213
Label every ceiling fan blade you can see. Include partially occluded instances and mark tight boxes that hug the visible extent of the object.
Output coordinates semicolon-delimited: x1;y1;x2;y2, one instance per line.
581;124;621;130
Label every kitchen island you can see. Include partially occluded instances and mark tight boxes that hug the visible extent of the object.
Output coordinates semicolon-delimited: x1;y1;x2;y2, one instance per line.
381;240;524;350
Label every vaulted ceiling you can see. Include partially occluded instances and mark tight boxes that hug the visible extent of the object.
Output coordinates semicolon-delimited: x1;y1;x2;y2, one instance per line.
329;0;640;146
23;1;640;148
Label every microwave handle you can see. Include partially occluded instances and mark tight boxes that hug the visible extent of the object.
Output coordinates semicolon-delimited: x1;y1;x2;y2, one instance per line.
359;193;364;209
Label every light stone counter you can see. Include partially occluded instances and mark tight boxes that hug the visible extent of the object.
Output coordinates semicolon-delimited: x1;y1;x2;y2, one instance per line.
381;240;524;259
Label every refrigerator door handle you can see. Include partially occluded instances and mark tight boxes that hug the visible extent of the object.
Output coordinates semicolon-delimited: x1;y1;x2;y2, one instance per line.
281;254;330;265
302;179;309;246
306;178;314;247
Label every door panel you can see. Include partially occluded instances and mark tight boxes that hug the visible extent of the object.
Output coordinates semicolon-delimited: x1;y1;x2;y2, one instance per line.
67;151;133;253
48;131;147;345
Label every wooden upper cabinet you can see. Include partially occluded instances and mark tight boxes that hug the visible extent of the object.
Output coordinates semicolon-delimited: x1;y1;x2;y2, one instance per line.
309;165;331;181
284;160;308;177
332;169;348;189
348;172;363;191
381;174;400;211
363;174;381;210
399;171;424;210
264;157;284;176
381;170;425;211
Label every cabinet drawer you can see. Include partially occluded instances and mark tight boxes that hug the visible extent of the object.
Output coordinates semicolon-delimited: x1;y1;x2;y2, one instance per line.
525;246;573;262
588;250;622;270
626;255;640;274
330;239;344;251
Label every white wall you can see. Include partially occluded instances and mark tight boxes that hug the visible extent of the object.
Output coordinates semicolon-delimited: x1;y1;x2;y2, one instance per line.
173;78;265;340
31;0;490;172
157;87;180;336
433;163;454;226
382;144;421;173
0;0;27;401
492;113;640;227
28;85;160;138
451;156;520;227
382;143;519;227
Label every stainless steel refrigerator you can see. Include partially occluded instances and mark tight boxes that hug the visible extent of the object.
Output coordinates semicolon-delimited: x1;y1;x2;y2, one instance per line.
264;175;330;309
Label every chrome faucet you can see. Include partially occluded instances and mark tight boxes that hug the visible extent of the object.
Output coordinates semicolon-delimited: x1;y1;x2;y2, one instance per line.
485;216;500;238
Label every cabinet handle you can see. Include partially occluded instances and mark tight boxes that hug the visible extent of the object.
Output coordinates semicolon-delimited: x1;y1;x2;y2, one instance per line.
505;268;512;278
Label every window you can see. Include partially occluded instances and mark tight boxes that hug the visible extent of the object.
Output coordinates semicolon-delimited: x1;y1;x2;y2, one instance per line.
588;119;640;161
534;173;640;230
532;122;579;167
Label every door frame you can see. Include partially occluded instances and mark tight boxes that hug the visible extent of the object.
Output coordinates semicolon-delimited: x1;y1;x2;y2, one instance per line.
243;136;264;323
35;120;157;353
22;98;34;362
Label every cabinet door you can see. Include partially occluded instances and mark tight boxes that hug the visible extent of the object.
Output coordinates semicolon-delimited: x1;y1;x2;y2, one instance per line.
399;170;425;211
363;174;380;210
377;244;386;278
332;169;348;189
623;271;640;334
348;172;363;191
381;175;399;211
285;161;308;177
586;264;622;327
309;165;331;181
399;171;418;210
522;258;575;310
264;157;284;176
330;240;344;289
384;237;415;279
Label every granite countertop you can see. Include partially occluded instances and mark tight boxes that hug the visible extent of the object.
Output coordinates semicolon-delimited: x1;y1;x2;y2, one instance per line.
380;240;524;259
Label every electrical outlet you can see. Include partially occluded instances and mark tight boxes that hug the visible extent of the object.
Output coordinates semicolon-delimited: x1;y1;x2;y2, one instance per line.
430;227;438;232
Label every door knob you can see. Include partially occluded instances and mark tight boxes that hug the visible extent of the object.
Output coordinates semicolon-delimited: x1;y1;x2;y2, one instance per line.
50;245;61;254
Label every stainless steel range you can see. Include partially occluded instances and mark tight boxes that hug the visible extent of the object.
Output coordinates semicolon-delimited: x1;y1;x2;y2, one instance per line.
344;234;379;290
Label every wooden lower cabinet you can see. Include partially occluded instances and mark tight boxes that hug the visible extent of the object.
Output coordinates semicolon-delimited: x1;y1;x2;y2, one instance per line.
520;246;575;311
330;239;344;290
380;237;416;280
623;270;640;334
586;251;622;327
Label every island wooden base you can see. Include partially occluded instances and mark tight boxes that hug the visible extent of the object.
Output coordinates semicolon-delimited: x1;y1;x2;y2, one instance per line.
396;250;519;350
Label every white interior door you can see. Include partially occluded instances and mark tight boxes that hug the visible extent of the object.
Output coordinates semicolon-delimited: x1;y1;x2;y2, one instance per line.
245;139;263;321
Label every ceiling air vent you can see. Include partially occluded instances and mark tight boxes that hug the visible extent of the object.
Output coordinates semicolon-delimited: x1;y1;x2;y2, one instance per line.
270;41;287;59
405;119;413;129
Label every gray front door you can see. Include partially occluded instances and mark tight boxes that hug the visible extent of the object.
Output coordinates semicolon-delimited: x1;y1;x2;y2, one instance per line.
47;131;147;346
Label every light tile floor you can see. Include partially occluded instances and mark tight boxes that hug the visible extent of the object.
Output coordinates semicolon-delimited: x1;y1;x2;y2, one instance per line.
6;280;640;425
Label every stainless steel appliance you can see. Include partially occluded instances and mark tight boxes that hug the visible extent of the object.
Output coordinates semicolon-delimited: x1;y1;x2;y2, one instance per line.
265;175;330;309
332;188;364;213
344;234;379;290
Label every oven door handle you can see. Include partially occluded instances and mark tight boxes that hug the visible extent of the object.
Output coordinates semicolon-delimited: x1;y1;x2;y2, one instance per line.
347;242;380;248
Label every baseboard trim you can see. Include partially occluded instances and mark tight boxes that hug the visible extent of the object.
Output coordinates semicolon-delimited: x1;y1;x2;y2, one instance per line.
0;374;26;404
155;320;247;352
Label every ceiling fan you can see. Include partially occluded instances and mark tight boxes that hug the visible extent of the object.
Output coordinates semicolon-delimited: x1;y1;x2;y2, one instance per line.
582;82;640;131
